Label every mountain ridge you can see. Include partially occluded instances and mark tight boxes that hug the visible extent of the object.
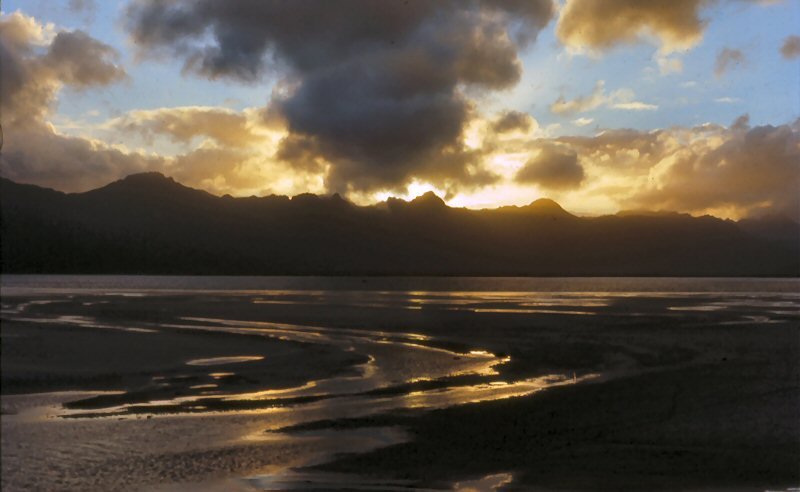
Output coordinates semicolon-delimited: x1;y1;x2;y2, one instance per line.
1;174;798;276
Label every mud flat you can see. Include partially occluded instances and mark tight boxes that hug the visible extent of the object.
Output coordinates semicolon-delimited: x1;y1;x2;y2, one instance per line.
1;277;799;490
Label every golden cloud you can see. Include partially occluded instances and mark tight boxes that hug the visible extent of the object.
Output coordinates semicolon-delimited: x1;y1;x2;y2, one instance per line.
556;0;707;53
111;107;265;148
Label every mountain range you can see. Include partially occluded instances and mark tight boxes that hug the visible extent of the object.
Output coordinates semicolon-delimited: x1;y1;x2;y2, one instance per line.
1;173;798;276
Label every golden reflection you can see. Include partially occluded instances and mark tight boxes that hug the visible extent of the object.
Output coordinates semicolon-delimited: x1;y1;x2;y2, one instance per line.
453;472;514;491
185;355;264;366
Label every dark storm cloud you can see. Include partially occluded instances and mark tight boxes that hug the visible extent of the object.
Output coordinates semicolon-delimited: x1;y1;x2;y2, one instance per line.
515;145;584;190
45;30;125;88
125;0;556;192
492;110;535;134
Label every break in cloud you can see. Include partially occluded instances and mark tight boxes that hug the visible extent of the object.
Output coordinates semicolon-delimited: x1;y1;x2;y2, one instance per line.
0;12;125;127
781;35;800;59
1;2;797;221
0;12;306;196
714;47;746;77
0;11;156;191
550;81;657;115
124;0;556;194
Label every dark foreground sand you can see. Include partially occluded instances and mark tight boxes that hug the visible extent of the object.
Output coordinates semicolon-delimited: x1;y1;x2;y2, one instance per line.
1;286;799;491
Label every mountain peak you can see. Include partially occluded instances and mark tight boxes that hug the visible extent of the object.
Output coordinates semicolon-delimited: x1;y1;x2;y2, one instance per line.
410;191;447;209
118;172;175;186
525;198;571;216
89;172;212;200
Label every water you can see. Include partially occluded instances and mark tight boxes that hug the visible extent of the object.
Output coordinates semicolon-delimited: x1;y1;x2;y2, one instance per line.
2;274;798;293
1;276;798;491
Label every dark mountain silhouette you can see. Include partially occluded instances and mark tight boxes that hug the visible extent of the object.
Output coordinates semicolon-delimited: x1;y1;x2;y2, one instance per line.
1;173;798;276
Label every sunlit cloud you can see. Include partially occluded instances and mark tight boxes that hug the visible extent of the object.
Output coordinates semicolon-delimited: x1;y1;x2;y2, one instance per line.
108;106;268;148
0;11;150;191
1;2;797;222
555;0;779;55
556;0;708;54
550;81;658;115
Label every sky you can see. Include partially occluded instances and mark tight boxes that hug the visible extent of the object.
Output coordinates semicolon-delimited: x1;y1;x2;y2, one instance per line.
1;0;798;219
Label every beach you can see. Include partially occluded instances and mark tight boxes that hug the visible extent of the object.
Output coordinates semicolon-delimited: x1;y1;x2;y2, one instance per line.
1;276;798;491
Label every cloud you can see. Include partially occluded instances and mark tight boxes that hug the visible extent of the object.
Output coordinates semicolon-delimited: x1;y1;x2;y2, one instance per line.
714;48;745;77
492;110;536;134
0;123;161;192
550;80;658;115
0;11;125;127
714;96;741;104
780;35;800;59
731;114;750;131
45;30;126;88
124;0;556;194
552;121;800;219
657;55;683;75
626;123;799;219
556;0;708;53
110;107;263;148
515;144;584;190
551;81;607;115
68;0;96;14
67;0;96;24
0;11;314;196
573;117;594;127
0;12;150;191
612;102;658;111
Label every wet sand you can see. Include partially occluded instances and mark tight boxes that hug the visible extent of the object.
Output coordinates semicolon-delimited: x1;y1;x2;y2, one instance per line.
1;282;799;491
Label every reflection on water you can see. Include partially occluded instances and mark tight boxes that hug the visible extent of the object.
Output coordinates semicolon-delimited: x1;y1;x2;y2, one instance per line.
2;277;799;491
186;356;265;366
243;468;513;491
453;473;514;491
40;311;592;419
3;274;798;293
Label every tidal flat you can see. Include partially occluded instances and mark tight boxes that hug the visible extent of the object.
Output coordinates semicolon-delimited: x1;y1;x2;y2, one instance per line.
1;276;798;491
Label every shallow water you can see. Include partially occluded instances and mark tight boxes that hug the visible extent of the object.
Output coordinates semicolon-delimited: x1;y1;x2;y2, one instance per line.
2;276;798;491
3;274;799;294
